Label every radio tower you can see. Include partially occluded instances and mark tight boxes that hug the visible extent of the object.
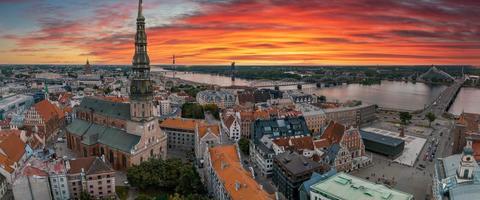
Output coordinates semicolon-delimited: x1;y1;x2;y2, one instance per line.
172;54;176;79
231;62;236;82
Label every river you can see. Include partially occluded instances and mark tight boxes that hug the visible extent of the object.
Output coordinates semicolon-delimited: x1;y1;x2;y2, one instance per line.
153;67;478;112
448;87;480;115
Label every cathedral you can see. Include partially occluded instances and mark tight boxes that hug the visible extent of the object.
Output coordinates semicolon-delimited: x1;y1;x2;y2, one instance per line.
66;0;167;170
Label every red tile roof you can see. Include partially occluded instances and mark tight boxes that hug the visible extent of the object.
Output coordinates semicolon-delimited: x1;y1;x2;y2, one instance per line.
0;133;26;173
472;141;480;161
272;136;314;151
35;100;64;122
209;145;273;200
101;96;129;103
67;157;96;174
313;139;330;149
160;118;199;131
198;124;221;138
320;121;345;144
58;92;73;104
23;166;48;177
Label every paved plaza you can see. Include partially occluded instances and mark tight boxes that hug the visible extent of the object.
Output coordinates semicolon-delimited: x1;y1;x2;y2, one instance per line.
352;153;433;200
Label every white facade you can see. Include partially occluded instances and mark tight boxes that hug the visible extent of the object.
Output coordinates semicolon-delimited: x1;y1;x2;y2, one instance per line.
221;113;241;142
196;90;236;109
156;100;172;116
50;173;70;200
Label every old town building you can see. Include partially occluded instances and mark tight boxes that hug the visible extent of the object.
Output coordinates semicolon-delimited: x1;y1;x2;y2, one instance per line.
23;99;65;142
160;118;198;152
221;112;241;141
66;156;115;199
318;121;369;172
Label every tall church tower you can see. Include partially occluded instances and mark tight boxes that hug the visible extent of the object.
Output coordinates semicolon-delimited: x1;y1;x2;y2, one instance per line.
130;0;154;122
85;59;92;74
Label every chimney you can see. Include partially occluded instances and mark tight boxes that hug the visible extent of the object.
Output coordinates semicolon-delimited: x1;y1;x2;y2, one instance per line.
221;161;228;170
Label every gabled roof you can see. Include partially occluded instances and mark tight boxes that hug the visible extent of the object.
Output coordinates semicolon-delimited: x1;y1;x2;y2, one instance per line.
223;115;236;128
313;139;330;149
35;100;64;122
77;96;130;120
68;156;114;175
272;136;314;151
198;124;220;138
0;133;26;173
320;121;345;144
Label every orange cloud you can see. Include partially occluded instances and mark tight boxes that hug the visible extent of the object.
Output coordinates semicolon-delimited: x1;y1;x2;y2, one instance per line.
1;0;480;65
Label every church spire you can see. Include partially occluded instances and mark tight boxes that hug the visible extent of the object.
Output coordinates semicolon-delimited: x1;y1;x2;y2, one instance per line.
138;0;144;19
130;0;153;122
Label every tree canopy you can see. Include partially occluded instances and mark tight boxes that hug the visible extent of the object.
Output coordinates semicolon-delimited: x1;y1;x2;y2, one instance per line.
238;138;250;156
181;103;205;119
127;159;206;198
399;112;412;125
426;112;436;127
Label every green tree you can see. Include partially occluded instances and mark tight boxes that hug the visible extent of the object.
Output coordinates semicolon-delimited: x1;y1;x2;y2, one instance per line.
318;95;326;103
238;138;250;155
103;87;112;95
203;104;220;120
80;191;93;200
426;112;436;127
127;159;207;198
399;112;412;126
135;194;154;200
184;194;210;200
181;103;205;119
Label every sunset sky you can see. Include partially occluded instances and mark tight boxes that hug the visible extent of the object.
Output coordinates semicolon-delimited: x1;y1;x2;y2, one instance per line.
0;0;479;65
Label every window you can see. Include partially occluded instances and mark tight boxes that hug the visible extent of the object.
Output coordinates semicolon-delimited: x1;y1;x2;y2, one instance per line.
97;175;101;179
89;185;93;188
98;181;102;184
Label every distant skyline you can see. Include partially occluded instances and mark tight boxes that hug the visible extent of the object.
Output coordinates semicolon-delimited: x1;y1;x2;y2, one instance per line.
0;0;479;65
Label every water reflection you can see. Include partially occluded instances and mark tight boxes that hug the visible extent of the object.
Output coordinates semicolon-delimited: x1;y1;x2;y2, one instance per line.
448;87;480;115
